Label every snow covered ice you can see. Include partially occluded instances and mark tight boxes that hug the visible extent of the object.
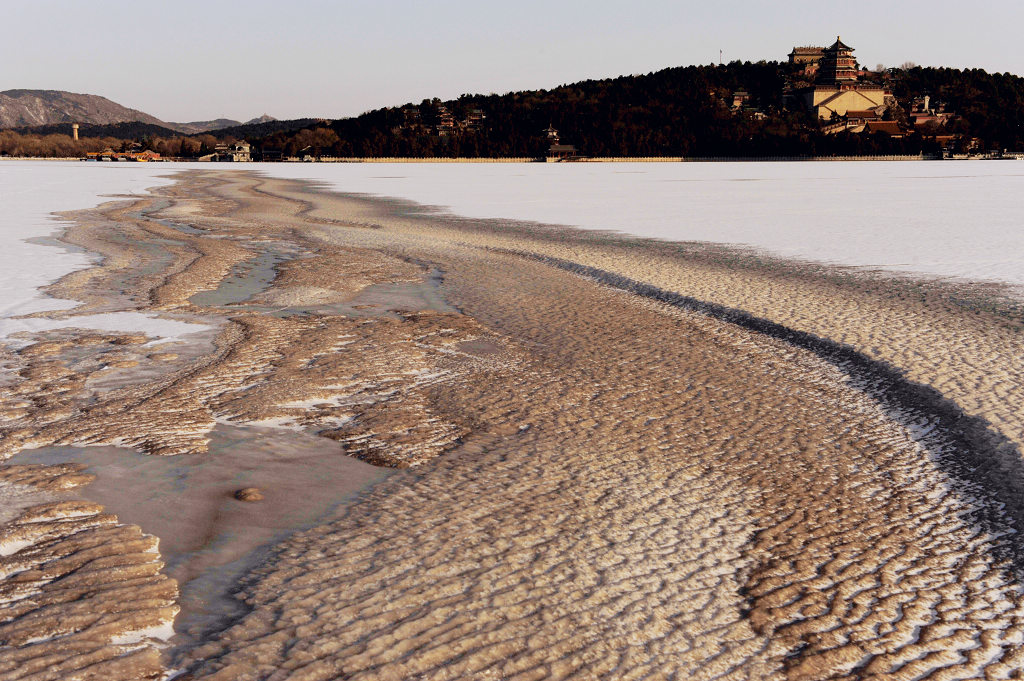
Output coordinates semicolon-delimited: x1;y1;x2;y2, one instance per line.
261;160;1024;292
4;158;1023;343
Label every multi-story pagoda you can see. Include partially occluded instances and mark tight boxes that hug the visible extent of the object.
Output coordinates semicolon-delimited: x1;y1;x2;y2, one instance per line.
817;37;858;84
799;36;894;120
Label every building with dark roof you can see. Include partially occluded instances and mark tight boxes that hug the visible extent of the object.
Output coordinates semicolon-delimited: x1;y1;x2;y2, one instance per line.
544;126;578;161
862;120;906;138
845;109;883;123
788;46;825;65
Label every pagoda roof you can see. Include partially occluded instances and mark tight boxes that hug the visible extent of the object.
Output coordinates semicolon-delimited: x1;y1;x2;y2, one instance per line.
827;36;853;51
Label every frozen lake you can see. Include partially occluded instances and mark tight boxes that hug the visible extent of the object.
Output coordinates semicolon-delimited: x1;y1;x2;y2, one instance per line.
260;160;1024;292
2;159;1023;343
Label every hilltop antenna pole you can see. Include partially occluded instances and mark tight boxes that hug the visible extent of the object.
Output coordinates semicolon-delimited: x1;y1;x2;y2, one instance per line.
720;49;723;65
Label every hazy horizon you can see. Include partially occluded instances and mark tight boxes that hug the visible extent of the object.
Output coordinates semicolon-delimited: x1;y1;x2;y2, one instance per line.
5;0;1024;122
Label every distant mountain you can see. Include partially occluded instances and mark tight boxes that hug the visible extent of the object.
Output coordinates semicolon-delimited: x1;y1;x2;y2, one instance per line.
162;116;277;134
244;114;276;125
167;118;242;134
0;89;167;129
0;89;273;134
10;117;314;142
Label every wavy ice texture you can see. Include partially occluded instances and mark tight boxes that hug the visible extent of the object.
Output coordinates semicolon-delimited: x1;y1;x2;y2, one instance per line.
0;161;211;342
259;160;1024;291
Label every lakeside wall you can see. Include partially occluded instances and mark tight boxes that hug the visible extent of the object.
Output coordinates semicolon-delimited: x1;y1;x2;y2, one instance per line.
316;157;536;163
11;153;1021;163
680;154;928;162
307;154;931;163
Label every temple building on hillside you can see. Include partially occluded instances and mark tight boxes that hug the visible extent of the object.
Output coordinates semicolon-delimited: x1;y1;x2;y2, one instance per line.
788;46;824;65
788;46;825;77
909;96;954;129
798;37;894;120
818;37;859;83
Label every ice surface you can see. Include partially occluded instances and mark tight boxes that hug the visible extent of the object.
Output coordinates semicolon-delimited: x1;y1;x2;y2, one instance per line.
0;537;33;557
0;161;211;343
4;158;1023;348
0;312;206;347
258;161;1024;290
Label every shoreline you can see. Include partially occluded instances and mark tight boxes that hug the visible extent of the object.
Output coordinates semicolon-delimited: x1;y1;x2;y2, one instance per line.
1;170;1023;679
6;153;1023;162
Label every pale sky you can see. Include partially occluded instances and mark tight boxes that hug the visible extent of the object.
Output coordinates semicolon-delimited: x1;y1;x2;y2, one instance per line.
4;0;1022;123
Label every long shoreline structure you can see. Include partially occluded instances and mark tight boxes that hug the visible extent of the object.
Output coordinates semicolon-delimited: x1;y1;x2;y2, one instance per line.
5;153;1024;163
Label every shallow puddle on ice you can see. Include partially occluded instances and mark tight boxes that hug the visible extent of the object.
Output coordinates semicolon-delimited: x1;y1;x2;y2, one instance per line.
327;267;458;316
194;260;457;320
189;249;290;308
186;227;456;321
16;423;391;645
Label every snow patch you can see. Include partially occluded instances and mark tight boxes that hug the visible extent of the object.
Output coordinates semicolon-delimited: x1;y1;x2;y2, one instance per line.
109;620;176;646
0;312;208;344
0;538;34;557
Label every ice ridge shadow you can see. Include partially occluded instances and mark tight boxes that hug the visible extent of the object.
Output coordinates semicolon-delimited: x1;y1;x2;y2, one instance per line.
511;248;1024;578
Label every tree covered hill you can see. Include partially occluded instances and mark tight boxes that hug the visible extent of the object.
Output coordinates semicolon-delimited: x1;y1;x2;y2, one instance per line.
260;61;802;158
3;62;1023;158
890;66;1024;149
198;117;320;140
248;61;1024;158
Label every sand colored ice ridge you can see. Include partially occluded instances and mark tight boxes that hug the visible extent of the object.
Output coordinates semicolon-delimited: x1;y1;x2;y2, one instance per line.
1;170;1024;679
0;464;176;681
